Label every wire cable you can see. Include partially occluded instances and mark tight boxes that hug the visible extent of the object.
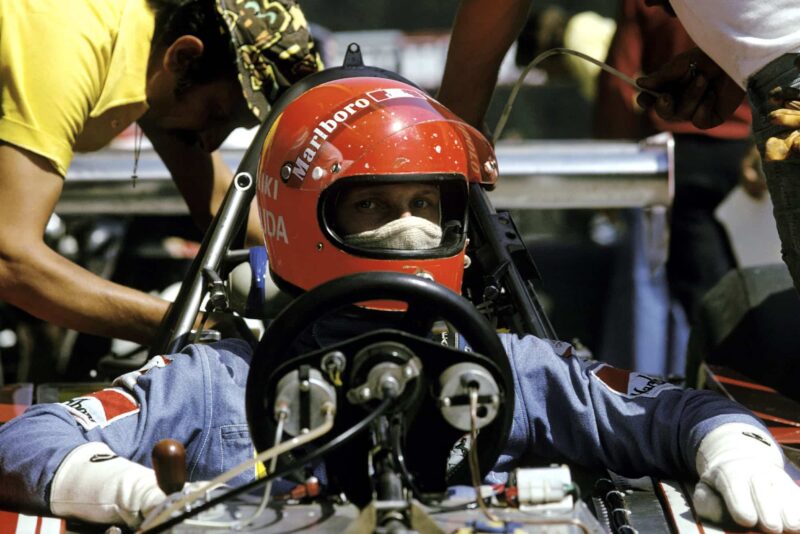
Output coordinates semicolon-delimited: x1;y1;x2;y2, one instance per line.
390;415;501;515
235;412;285;528
144;404;334;531
180;412;287;529
493;47;662;144
390;418;424;499
468;388;500;522
141;397;394;534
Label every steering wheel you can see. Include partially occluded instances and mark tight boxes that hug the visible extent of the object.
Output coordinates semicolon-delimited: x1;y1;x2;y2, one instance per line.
245;272;515;502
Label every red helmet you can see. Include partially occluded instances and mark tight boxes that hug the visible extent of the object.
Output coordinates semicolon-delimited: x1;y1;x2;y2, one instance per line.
256;76;498;302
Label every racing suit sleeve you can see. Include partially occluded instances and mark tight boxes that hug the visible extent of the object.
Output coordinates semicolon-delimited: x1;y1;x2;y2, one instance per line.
491;334;768;480
0;339;252;517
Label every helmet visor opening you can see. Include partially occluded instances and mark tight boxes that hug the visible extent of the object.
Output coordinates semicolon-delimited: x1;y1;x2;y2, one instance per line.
320;174;468;259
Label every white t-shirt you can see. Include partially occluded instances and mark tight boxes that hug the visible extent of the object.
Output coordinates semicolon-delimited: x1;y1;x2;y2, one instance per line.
670;0;800;88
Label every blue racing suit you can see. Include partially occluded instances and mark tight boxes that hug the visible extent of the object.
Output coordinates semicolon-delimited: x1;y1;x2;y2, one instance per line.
0;330;763;516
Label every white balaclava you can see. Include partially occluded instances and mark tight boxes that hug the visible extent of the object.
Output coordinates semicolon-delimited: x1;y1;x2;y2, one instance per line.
344;216;442;250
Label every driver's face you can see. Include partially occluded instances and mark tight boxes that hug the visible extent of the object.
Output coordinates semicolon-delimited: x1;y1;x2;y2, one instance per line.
334;182;441;235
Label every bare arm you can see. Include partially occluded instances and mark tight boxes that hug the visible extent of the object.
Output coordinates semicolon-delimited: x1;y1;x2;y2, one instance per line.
143;125;263;247
437;0;532;129
0;144;169;344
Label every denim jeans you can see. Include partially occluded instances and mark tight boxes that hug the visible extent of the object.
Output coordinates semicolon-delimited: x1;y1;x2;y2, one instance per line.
748;53;800;293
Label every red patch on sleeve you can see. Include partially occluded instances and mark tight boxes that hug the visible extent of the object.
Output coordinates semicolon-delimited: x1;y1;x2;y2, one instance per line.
594;365;631;394
61;388;140;431
86;389;139;421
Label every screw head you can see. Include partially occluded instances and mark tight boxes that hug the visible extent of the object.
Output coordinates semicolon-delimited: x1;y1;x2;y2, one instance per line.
280;163;293;181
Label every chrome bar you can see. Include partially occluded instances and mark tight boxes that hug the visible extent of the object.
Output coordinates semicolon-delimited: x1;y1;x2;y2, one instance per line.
60;134;673;215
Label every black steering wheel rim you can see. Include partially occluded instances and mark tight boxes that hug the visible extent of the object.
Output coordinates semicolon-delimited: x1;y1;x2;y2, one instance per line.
246;271;515;488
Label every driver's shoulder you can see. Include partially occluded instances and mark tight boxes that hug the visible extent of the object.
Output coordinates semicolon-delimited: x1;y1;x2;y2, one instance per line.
494;333;589;376
496;332;573;358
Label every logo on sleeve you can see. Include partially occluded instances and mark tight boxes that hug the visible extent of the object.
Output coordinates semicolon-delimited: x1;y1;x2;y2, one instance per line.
90;453;119;462
61;388;140;431
591;364;679;399
742;431;773;447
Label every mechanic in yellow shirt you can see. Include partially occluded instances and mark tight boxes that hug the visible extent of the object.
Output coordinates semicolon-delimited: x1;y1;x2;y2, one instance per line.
0;0;321;346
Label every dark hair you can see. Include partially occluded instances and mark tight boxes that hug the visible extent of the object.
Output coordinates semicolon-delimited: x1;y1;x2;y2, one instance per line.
146;0;238;94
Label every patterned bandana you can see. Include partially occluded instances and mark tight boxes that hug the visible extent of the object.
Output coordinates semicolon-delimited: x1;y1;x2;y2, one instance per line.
214;0;323;121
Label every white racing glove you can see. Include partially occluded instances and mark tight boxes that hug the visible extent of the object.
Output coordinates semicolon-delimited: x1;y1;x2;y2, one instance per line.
50;442;165;528
694;423;800;533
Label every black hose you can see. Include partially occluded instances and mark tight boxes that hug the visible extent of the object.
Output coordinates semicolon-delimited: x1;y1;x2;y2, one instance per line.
389;420;491;514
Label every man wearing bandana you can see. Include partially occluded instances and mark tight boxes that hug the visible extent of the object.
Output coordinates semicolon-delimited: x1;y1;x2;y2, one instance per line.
0;0;321;350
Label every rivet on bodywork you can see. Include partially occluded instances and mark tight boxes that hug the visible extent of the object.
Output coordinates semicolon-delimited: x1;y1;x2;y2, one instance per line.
280;163;293;182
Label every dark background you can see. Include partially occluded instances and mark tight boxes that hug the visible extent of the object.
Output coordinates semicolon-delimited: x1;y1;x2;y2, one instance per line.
300;0;618;32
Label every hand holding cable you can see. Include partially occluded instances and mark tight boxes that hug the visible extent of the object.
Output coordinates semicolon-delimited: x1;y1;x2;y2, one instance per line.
636;47;746;130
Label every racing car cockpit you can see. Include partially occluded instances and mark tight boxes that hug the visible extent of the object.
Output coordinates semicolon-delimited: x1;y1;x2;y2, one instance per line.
9;44;796;534
138;44;605;533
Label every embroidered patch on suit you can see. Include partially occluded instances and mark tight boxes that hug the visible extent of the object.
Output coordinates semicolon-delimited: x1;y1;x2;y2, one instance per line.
61;388;140;431
591;364;679;399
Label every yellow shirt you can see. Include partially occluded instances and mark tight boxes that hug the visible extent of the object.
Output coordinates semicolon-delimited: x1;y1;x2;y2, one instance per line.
0;0;154;176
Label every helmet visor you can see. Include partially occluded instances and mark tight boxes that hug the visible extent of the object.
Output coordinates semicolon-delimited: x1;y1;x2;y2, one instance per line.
321;174;468;259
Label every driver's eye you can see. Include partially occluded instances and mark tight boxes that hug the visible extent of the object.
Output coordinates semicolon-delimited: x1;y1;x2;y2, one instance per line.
412;198;429;209
357;199;377;210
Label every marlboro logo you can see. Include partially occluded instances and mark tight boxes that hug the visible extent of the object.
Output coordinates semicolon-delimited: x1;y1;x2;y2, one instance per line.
291;87;427;181
591;364;679;399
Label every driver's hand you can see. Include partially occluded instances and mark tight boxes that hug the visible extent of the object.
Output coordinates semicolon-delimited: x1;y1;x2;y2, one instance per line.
693;423;800;533
49;442;166;529
637;48;745;129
